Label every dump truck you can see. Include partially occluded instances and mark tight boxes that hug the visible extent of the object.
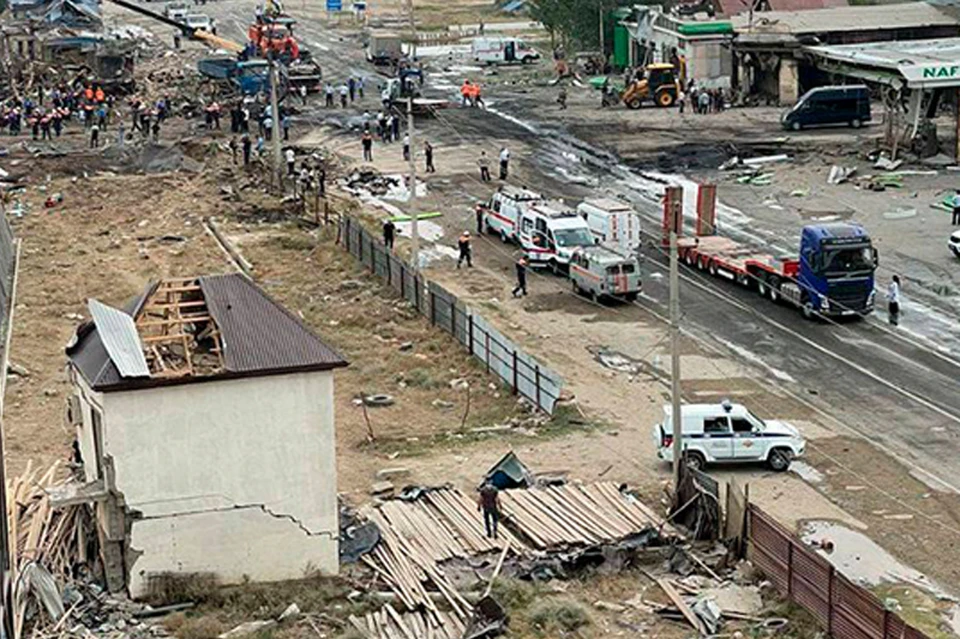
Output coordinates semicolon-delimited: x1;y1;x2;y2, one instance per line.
197;58;289;99
675;220;877;318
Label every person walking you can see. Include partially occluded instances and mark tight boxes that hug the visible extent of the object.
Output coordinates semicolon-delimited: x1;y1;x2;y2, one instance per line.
475;203;484;234
498;147;510;180
325;82;334;108
477;481;501;539
299;84;308;106
362;130;374;161
402;133;410;161
677;90;686;114
340;83;349;108
348;76;356;102
391;115;400;142
478;151;491;182
89;122;100;148
357;76;365;99
383;217;396;249
557;87;567;110
384;114;394;143
952;189;960;225
241;133;252;166
285;147;296;176
886;274;901;326
229;136;238;164
512;255;528;297
424;140;435;173
457;231;473;268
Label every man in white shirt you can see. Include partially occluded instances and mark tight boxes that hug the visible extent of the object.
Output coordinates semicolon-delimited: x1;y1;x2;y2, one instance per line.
885;274;901;326
499;147;510;180
285;147;295;176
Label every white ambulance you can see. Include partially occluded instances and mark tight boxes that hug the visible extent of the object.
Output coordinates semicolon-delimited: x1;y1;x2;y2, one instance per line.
519;200;595;273
471;37;540;65
653;401;806;472
481;185;543;243
577;198;642;254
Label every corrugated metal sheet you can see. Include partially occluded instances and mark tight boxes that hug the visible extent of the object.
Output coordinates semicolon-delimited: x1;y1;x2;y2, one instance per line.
87;299;150;378
198;274;347;375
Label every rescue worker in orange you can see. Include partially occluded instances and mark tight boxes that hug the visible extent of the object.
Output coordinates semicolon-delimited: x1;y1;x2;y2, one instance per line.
460;80;472;107
84;86;94;102
470;82;485;108
94;86;105;103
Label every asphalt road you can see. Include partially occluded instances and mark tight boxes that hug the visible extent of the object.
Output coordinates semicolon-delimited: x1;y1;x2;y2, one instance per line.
189;0;960;492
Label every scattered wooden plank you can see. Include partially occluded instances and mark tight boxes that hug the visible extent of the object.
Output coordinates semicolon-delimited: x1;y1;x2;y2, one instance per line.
656;578;707;636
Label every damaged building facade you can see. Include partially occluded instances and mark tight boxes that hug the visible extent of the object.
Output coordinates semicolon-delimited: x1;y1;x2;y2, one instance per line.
65;274;348;597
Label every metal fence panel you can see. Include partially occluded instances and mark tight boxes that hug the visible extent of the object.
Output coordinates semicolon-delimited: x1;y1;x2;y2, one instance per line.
338;215;563;415
747;506;928;639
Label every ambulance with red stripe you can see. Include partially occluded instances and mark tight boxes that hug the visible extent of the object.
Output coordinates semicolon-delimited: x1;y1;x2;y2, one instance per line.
481;185;543;243
518;200;595;273
569;245;641;302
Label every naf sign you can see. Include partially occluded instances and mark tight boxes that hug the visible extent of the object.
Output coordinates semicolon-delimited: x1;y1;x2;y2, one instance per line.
900;63;960;87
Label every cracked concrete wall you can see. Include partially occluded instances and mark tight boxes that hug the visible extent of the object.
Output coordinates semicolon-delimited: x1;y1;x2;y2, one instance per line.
100;371;339;597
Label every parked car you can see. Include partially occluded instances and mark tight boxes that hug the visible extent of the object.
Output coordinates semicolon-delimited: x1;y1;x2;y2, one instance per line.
185;14;215;33
652;401;805;471
950;230;960;258
164;2;189;19
781;85;870;131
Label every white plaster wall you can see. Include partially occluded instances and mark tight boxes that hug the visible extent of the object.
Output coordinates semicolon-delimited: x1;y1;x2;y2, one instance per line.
101;371;339;593
128;507;339;597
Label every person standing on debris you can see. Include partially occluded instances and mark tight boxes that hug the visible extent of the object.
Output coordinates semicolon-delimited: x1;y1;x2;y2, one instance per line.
391;115;400;143
317;162;326;197
325;82;335;108
952;189;960;225
151;119;160;142
90;122;100;148
299;84;308;106
282;114;291;141
117;121;124;146
457;231;473;268
263;113;273;141
886;274;901;326
242;133;252;166
557;87;567;110
383;217;396;249
477;481;501;539
512;255;528;297
677;89;686;114
698;89;709;115
348;76;357;102
174;31;182;50
475;202;484;233
498;147;510;180
478;150;491;182
229;136;238;164
357;76;365;99
402;133;410;161
460;80;472;107
361;130;374;162
340;83;349;108
424;140;435;173
285;147;296;176
384;114;394;143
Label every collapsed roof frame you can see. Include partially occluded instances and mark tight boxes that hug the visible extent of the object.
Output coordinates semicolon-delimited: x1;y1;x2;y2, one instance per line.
135;278;224;378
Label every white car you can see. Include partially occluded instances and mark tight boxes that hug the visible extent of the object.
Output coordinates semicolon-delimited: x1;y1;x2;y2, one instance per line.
165;3;189;19
184;14;215;32
950;230;960;258
653;401;805;472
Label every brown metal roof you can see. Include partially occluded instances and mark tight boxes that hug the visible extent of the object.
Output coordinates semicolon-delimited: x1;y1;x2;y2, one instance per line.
66;274;347;392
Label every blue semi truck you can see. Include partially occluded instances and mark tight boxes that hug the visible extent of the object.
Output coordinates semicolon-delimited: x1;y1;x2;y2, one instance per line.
676;222;877;318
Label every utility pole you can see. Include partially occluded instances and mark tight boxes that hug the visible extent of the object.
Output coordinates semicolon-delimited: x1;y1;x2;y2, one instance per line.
407;95;419;270
598;3;604;57
407;0;417;60
268;57;283;192
670;231;683;487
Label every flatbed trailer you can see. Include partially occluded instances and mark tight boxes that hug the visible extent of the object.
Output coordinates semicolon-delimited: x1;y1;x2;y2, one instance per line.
665;185;876;318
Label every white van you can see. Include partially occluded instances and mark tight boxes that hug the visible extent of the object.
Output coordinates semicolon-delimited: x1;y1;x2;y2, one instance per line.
519;200;595;273
653;401;805;472
577;198;641;254
481;185;543;243
471;37;540;65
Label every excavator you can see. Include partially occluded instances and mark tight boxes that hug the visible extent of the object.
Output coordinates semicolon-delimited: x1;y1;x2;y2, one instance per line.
618;63;680;109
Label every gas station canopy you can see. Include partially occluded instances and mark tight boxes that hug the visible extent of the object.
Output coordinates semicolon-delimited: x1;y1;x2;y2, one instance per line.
806;38;960;90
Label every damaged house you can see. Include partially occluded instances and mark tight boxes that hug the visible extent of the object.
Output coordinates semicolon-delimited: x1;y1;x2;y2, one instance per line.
65;274;348;598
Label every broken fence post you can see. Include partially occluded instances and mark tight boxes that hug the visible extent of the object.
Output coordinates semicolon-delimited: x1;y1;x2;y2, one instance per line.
512;350;518;394
535;365;541;409
468;314;474;356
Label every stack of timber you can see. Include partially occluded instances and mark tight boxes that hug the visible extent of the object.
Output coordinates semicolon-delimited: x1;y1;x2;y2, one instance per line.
498;481;671;550
348;605;465;639
7;461;98;639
